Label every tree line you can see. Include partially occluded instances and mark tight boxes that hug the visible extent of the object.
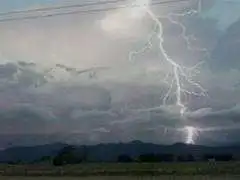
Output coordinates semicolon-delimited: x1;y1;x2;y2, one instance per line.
52;145;234;166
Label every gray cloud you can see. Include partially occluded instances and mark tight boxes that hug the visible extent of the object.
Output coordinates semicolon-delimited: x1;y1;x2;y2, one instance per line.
0;0;239;147
0;63;18;79
210;18;240;72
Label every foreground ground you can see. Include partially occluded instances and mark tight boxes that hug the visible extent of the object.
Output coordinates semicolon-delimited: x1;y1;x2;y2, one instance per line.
0;162;240;176
0;176;240;180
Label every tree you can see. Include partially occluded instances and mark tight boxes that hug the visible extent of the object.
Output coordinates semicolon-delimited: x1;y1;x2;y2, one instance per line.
215;154;233;161
138;153;174;162
187;154;195;162
138;154;157;162
203;154;233;162
177;155;185;162
203;154;214;161
52;146;82;166
33;156;52;164
117;154;133;162
157;154;174;162
177;154;195;162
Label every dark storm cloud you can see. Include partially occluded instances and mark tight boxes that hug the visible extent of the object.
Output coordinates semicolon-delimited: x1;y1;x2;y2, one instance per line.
210;18;240;72
0;63;18;79
189;105;240;128
0;65;239;145
0;104;56;134
0;67;185;144
0;61;48;90
1;77;240;145
0;0;240;147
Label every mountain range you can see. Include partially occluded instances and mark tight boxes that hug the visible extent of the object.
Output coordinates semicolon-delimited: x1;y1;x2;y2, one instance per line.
1;141;240;163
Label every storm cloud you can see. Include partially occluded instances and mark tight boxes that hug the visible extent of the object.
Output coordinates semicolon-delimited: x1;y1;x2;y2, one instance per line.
0;0;240;147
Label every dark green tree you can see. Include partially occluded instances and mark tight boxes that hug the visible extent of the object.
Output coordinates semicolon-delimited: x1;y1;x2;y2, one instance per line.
117;154;133;162
53;146;82;166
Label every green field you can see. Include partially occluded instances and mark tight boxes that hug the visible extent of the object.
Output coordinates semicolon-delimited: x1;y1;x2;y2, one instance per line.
0;176;240;180
0;162;240;177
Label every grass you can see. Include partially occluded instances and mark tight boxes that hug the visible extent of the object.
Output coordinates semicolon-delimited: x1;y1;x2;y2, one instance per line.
0;162;240;176
0;176;240;180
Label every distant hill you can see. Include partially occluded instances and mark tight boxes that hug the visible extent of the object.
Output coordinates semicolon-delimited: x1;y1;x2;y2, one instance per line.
0;143;66;163
1;141;240;163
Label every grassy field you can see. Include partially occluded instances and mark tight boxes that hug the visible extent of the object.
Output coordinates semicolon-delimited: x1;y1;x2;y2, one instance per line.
0;176;240;180
0;162;240;176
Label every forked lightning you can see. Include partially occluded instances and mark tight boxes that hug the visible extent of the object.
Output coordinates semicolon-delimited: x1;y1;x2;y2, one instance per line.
129;0;206;144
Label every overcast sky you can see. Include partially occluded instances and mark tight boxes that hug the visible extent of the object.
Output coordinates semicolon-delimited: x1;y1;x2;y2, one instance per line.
0;0;240;147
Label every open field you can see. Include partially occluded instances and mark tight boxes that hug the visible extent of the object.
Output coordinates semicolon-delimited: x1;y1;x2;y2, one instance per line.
0;176;240;180
0;162;240;177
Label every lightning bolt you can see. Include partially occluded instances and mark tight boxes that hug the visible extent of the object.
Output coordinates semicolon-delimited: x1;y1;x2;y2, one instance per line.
184;126;197;144
166;1;210;60
128;0;207;143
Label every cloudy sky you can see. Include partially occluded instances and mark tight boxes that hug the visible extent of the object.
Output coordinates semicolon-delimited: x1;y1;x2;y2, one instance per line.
0;0;240;147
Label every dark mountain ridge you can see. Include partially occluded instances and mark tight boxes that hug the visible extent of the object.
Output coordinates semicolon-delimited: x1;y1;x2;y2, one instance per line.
1;141;240;163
